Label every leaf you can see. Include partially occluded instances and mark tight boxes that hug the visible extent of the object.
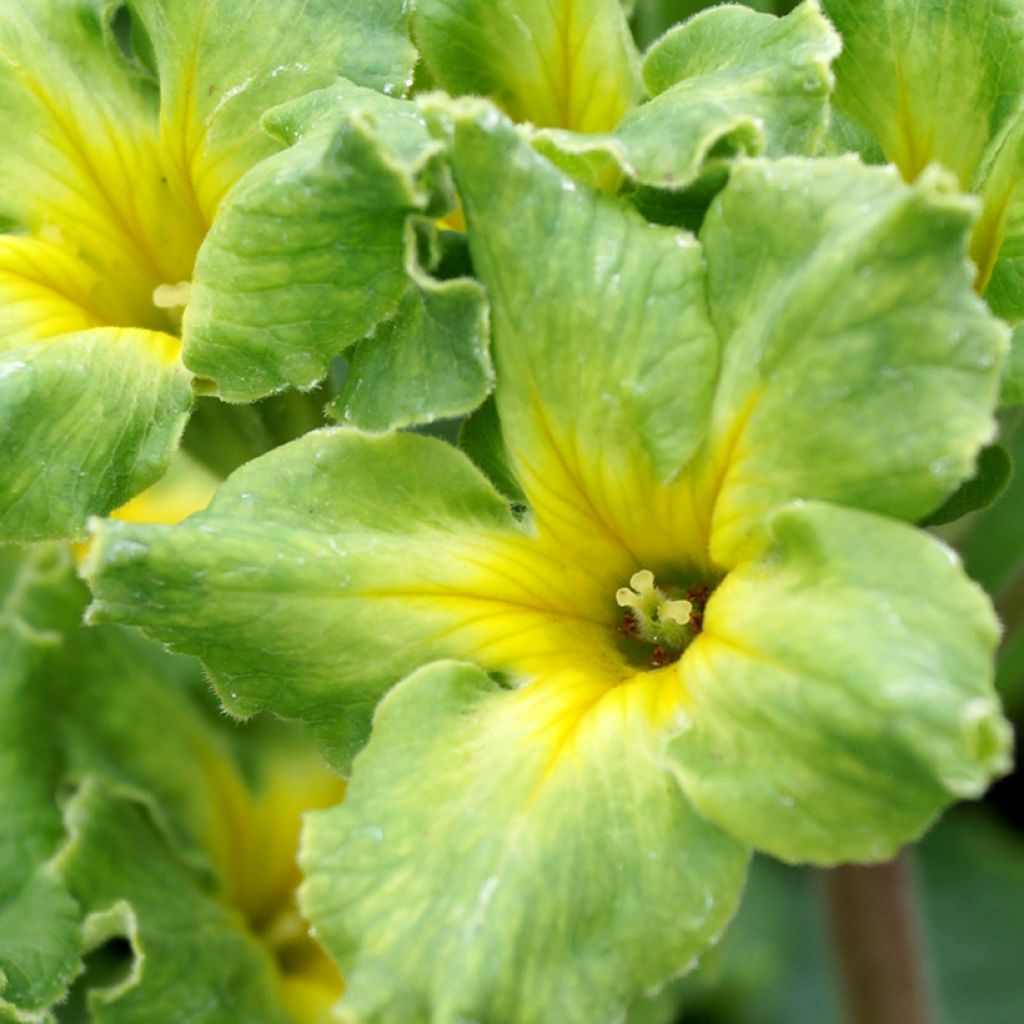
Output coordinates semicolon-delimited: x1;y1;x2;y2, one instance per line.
919;444;1013;527
0;330;192;542
302;660;749;1024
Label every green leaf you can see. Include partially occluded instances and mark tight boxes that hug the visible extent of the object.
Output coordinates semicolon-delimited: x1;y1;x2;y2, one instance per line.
412;0;643;132
183;81;452;401
919;444;1013;528
0;330;192;542
84;428;519;770
668;502;1010;865
55;781;291;1024
823;0;1024;322
696;157;1007;564
532;1;839;194
0;546;84;1020
458;397;528;505
302;660;749;1024
329;221;494;432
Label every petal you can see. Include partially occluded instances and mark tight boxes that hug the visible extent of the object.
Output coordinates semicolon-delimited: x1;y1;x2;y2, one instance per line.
437;99;720;568
84;428;533;770
130;0;415;220
695;157;1006;565
668;501;1011;865
302;660;749;1024
0;329;193;542
824;0;1024;312
0;1;202;318
330;228;494;432
183;83;452;401
412;0;643;132
0;544;84;1018
55;781;294;1024
533;0;841;192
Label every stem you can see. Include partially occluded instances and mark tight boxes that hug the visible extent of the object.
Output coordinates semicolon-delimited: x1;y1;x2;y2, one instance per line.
823;854;935;1024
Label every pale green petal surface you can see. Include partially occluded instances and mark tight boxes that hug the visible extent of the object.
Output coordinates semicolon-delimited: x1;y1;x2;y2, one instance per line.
0;330;192;542
55;781;291;1024
670;502;1011;865
699;157;1006;564
413;0;643;132
330;225;493;432
85;428;518;769
184;82;452;401
302;661;749;1024
532;1;839;193
436;99;719;495
824;0;1024;320
130;0;415;215
0;546;83;1020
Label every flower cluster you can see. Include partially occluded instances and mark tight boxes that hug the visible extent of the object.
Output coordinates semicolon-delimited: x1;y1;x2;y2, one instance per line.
1;2;1020;1023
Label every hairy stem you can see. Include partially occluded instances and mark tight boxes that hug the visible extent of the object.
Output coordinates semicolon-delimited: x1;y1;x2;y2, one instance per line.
823;854;934;1024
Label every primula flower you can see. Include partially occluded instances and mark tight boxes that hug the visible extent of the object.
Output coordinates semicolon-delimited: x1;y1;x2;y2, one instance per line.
820;0;1024;402
413;0;841;197
87;105;1013;1023
1;475;344;1022
0;0;435;543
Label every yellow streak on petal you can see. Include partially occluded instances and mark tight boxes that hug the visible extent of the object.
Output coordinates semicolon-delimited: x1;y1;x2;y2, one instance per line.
0;236;108;349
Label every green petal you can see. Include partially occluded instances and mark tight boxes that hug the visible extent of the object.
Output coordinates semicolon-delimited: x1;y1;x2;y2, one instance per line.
697;157;1006;565
55;780;291;1024
84;428;518;770
434;98;719;553
0;330;193;542
302;661;749;1024
823;0;1024;315
329;222;494;432
532;0;841;192
183;82;451;401
412;0;643;132
669;501;1011;865
0;545;84;1019
130;0;415;216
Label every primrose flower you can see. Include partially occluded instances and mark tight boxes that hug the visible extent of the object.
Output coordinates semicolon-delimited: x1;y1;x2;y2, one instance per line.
1;530;344;1022
413;0;841;196
87;105;1013;1023
0;0;435;543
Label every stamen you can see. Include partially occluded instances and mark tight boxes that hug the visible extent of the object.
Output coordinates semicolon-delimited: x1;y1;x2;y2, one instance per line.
615;568;702;666
153;280;192;309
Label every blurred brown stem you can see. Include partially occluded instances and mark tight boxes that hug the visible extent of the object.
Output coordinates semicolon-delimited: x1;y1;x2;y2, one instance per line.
823;854;934;1024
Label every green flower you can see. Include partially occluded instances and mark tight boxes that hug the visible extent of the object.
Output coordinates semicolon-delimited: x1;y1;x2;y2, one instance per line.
0;0;435;543
1;527;345;1023
86;104;1013;1023
413;0;840;194
822;0;1024;398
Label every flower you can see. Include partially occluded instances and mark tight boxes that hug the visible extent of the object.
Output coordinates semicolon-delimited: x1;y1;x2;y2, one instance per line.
0;0;422;542
87;103;1013;1023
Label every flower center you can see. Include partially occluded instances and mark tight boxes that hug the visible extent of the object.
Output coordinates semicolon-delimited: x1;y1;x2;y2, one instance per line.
615;570;710;668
